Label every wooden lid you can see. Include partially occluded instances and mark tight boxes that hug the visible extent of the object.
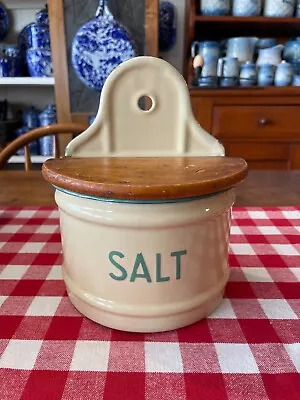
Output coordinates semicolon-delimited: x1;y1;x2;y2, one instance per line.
42;157;248;201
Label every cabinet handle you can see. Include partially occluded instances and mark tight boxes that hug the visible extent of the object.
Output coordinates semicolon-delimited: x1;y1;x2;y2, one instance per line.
258;118;271;126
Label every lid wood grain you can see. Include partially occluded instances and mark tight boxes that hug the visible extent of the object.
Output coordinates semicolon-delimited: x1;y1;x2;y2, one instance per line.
42;157;248;201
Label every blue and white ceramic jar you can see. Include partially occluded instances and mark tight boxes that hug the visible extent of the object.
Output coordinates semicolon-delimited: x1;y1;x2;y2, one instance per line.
200;0;230;16
239;62;257;86
159;1;177;52
23;106;39;129
233;0;262;16
26;47;53;77
283;38;300;65
258;64;276;86
275;61;293;86
0;53;13;77
292;74;300;85
35;6;49;25
28;23;50;49
264;0;296;17
39;105;57;156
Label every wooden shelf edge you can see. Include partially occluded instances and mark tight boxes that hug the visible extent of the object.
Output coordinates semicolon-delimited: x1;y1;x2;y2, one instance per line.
190;87;300;97
194;16;300;23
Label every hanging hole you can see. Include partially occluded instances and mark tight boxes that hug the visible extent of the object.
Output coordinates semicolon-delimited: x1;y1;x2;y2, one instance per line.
137;95;154;112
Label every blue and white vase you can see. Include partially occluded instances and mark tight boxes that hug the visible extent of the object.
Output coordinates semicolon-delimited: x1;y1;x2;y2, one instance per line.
0;53;13;77
264;0;296;17
159;1;177;52
233;0;262;16
200;0;230;15
35;6;49;25
275;61;293;86
23;106;39;129
39;105;57;156
26;47;53;77
28;23;51;49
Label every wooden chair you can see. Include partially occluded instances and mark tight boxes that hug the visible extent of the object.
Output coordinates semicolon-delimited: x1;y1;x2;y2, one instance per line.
0;123;86;170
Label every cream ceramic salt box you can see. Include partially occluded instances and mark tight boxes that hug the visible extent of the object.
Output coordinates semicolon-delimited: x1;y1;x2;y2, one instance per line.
42;57;247;332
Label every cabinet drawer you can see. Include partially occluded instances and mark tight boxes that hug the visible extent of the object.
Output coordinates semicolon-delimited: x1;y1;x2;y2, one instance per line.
213;106;300;139
224;142;290;161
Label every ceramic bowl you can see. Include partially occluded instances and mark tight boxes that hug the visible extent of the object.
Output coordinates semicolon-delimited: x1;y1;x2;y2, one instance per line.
26;47;53;77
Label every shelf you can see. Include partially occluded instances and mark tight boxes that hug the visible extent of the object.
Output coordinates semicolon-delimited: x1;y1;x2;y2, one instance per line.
0;78;55;86
190;86;300;97
2;0;44;9
194;16;300;24
8;155;52;164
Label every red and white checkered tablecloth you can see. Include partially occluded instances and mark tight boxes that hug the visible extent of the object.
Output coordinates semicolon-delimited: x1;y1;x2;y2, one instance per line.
0;206;299;400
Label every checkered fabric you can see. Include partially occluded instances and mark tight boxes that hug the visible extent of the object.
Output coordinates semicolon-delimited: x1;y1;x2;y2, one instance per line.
0;206;299;400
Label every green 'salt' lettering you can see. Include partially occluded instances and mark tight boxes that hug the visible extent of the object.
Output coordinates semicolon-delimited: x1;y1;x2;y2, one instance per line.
156;253;170;282
108;251;127;281
130;253;152;283
171;250;187;280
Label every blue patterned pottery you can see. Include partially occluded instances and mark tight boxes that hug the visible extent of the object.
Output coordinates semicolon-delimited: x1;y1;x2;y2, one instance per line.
36;6;49;25
72;0;136;92
5;46;23;77
26;47;53;77
292;74;300;85
257;38;278;50
258;64;276;86
159;1;177;52
201;0;230;15
18;23;35;52
275;61;293;86
191;41;221;59
264;0;296;17
23;106;40;129
28;23;51;49
39;105;57;156
16;127;40;156
0;54;13;77
233;0;262;16
0;3;9;41
283;38;300;65
239;62;257;86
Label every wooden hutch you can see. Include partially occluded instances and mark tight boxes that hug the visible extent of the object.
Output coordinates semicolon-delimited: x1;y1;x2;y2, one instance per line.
186;0;300;169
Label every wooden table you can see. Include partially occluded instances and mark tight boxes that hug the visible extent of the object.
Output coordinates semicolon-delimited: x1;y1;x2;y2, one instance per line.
0;170;299;206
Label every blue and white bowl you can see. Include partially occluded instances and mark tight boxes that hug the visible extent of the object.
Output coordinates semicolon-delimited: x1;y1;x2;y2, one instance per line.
26;47;53;77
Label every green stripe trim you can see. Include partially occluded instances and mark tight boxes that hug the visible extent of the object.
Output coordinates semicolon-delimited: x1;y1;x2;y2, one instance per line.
53;185;229;204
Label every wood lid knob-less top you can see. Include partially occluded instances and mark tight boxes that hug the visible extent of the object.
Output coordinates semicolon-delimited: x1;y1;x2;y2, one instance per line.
42;157;248;201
